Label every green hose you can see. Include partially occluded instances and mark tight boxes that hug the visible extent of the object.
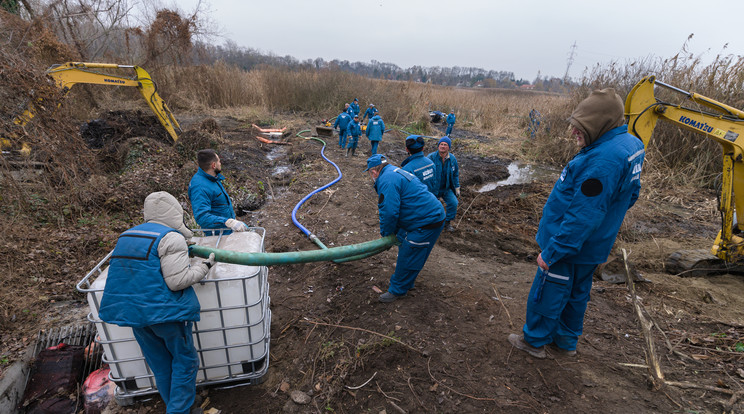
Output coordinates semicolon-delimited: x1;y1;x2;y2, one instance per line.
190;235;398;266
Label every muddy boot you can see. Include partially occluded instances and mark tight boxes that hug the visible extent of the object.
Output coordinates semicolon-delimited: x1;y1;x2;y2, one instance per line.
548;343;577;356
444;221;455;232
345;148;350;157
508;334;546;359
351;148;356;156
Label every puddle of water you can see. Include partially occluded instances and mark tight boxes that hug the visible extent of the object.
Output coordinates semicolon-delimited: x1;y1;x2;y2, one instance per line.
266;146;288;161
478;162;556;192
272;165;291;176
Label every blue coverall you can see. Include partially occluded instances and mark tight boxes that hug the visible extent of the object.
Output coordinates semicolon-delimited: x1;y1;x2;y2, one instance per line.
333;112;352;148
188;168;236;234
375;164;445;295
350;101;360;117
428;151;460;222
347;119;361;150
524;125;644;351
100;223;201;414
362;106;378;122
446;113;456;136
401;152;437;194
365;115;385;155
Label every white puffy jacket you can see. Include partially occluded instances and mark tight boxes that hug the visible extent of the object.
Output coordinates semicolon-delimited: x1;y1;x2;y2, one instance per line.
143;191;211;291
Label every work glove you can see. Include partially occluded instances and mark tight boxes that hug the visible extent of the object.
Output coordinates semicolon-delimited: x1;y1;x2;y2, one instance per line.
225;218;248;232
455;187;461;197
202;253;216;270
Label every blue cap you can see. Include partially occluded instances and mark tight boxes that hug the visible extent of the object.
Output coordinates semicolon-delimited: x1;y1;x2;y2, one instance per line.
405;135;425;150
364;154;387;171
438;136;452;148
354;98;358;102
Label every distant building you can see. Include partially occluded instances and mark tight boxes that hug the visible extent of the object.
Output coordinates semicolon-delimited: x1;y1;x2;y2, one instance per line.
519;84;535;90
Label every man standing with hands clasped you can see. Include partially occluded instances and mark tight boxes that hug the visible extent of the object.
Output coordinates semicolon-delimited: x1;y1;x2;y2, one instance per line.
189;149;248;234
508;89;645;359
428;136;460;232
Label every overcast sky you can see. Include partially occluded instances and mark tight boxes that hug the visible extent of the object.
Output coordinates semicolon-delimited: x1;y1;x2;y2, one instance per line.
173;0;742;81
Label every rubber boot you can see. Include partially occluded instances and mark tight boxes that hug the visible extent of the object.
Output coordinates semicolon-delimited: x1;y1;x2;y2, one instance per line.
345;148;350;157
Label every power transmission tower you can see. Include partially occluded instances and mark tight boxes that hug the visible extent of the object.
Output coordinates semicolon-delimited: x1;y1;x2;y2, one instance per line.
564;41;577;83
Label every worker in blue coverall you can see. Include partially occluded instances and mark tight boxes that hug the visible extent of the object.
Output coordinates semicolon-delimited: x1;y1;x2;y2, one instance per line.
365;154;445;303
188;149;248;235
365;113;385;155
346;115;362;157
100;191;215;414
333;108;352;148
350;98;360;117
428;136;460;232
508;88;645;359
445;110;456;136
362;103;378;122
401;135;437;194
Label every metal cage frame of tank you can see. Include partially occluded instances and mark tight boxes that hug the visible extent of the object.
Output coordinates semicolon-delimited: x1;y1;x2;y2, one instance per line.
76;228;271;405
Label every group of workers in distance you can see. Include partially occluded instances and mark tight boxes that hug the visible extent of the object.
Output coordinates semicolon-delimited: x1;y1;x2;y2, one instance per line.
334;98;387;156
96;88;644;413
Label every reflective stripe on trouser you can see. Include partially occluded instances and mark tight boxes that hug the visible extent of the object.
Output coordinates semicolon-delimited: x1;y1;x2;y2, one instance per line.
438;189;458;222
522;261;596;350
132;321;199;414
388;225;443;296
338;128;348;147
370;141;379;155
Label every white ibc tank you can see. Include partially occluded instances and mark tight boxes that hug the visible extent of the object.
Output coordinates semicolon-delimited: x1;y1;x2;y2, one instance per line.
85;230;269;391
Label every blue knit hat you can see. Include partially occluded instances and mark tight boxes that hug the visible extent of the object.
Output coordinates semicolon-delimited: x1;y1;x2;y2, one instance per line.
364;154;387;171
405;135;425;150
438;136;452;148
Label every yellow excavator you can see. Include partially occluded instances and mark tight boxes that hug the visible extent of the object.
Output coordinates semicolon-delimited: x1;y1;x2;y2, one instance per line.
625;75;744;273
5;62;181;152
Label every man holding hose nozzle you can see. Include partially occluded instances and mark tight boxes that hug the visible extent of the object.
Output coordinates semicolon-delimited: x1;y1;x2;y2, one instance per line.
365;154;445;303
189;149;248;234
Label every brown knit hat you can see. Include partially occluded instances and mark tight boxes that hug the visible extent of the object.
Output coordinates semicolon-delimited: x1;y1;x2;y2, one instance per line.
567;88;625;146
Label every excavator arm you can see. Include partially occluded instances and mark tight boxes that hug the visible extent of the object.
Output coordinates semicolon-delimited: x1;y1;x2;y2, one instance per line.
13;62;180;143
625;75;744;263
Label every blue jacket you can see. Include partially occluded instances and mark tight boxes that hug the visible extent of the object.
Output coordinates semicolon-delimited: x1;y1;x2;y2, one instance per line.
333;112;352;130
401;152;437;194
348;119;362;137
428;151;460;193
100;223;201;328
446;113;456;125
350;101;360;116
188;168;236;230
366;115;385;141
363;107;378;121
374;164;445;236
537;125;644;265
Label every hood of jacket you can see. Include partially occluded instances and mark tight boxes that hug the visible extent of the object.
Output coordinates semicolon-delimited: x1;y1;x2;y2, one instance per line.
143;191;193;238
568;88;625;146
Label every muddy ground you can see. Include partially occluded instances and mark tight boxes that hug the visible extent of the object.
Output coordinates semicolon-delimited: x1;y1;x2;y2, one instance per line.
4;113;744;413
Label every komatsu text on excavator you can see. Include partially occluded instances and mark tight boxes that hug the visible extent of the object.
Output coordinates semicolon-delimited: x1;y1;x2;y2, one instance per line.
7;62;181;150
625;75;744;272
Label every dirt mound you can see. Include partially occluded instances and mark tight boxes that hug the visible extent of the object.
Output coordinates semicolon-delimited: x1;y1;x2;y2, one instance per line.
80;109;170;149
